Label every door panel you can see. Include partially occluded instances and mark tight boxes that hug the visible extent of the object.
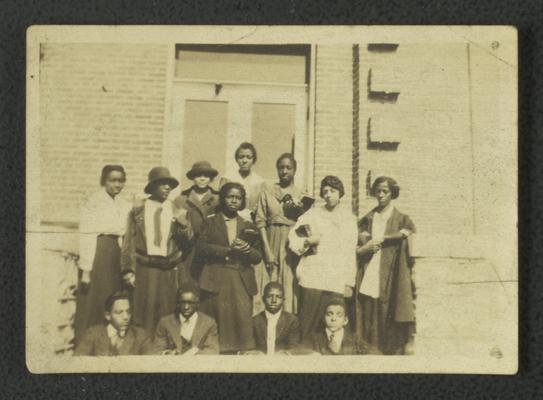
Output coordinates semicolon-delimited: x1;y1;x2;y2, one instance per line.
169;81;308;191
251;102;296;182
180;100;228;189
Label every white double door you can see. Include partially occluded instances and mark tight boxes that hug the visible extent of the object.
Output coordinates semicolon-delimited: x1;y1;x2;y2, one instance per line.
166;81;308;190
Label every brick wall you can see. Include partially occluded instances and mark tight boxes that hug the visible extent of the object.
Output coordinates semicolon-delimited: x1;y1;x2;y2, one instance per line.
39;43;170;224
313;45;354;209
357;43;475;235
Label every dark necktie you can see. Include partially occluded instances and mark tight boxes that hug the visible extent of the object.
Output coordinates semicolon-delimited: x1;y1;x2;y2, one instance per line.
154;206;162;247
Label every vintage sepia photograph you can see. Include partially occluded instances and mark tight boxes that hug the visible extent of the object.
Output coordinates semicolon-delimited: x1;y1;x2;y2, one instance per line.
26;25;517;373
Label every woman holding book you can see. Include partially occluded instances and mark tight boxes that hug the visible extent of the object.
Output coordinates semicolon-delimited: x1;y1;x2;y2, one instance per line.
255;153;312;314
288;175;358;340
195;182;262;353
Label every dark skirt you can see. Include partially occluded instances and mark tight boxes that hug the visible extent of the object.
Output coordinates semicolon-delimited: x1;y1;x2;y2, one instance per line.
357;293;415;355
132;263;178;334
74;235;122;344
200;267;255;353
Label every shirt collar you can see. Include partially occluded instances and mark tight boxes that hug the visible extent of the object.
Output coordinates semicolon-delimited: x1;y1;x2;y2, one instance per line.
375;204;395;220
264;309;282;323
107;323;127;338
325;327;344;342
223;213;237;222
179;312;198;325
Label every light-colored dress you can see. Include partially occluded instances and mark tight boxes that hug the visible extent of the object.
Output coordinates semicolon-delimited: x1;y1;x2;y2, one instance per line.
288;203;358;337
255;183;307;314
289;203;358;294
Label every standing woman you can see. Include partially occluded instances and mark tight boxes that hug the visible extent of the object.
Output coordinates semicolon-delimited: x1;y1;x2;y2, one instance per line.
75;165;131;344
288;176;358;340
173;161;220;284
196;182;262;353
219;142;265;222
255;153;309;314
355;176;416;355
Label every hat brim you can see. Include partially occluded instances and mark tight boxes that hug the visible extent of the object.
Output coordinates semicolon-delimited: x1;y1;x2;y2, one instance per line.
144;177;179;194
186;168;218;180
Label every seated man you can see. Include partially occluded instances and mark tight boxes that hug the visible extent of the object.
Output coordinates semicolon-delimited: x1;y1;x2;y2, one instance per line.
148;283;219;355
250;282;301;355
74;291;150;356
308;297;379;355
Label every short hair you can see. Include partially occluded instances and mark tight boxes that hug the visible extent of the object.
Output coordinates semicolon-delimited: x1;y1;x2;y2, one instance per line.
275;153;297;171
371;176;400;199
104;290;131;312
324;296;348;315
100;165;126;186
235;142;258;163
177;282;201;301
319;175;345;198
262;282;285;298
219;182;247;211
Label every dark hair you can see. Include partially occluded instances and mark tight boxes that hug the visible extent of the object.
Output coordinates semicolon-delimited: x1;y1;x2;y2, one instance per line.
319;175;345;198
235;142;258;163
262;282;285;298
324;296;347;314
219;182;247;211
371;176;400;199
104;290;131;312
276;153;297;171
100;165;126;186
177;282;201;302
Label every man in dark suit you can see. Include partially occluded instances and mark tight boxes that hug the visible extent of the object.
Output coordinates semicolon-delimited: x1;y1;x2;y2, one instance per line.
74;291;150;356
308;297;379;355
250;282;301;355
148;283;219;355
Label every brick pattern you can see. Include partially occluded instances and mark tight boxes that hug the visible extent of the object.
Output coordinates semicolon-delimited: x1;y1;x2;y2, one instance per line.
313;45;354;209
39;43;169;224
357;44;475;235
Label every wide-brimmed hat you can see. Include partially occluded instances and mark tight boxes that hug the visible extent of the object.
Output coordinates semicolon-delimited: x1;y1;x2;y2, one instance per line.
144;166;179;194
186;161;219;180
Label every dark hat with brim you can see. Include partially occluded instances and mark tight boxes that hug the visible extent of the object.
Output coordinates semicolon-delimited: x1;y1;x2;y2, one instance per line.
186;161;219;180
144;166;179;194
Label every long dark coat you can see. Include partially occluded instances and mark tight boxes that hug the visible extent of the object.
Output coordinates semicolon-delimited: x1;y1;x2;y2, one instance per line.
173;187;219;282
355;207;416;329
120;200;194;333
195;212;262;352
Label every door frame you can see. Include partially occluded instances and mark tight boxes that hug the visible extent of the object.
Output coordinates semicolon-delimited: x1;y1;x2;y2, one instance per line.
165;78;311;189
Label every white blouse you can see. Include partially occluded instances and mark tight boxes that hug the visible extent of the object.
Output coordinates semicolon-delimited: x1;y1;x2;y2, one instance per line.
79;189;131;272
288;203;358;294
358;205;394;298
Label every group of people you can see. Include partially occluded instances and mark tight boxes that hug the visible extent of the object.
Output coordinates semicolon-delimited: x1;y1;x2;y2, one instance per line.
74;142;416;357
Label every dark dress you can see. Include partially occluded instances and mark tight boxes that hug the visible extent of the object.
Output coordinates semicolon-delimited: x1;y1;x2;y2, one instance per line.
173;187;219;284
75;235;122;342
355;207;416;355
196;212;262;353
